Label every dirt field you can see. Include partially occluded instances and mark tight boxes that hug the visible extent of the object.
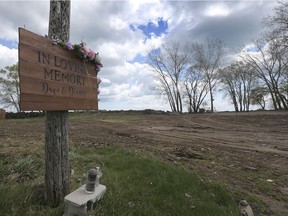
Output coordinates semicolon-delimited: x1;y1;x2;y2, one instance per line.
1;110;288;215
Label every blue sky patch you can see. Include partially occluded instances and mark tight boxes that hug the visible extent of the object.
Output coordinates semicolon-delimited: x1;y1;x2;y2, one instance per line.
128;53;146;64
130;17;168;39
129;48;162;64
129;17;167;64
0;38;17;49
246;46;259;52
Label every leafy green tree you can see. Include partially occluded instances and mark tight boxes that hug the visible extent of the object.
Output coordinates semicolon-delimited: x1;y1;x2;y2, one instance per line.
0;63;20;112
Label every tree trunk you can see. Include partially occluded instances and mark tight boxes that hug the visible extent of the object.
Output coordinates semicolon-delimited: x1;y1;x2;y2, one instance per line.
45;0;71;206
231;92;239;112
45;111;70;206
208;81;214;112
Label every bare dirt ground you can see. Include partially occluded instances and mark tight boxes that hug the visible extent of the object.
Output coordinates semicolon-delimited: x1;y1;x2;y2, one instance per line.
1;110;288;215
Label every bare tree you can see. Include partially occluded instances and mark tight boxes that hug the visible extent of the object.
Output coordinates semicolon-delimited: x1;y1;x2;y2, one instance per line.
0;63;20;112
250;86;269;110
191;38;224;112
238;36;288;110
218;61;256;112
147;42;190;112
218;65;239;112
183;66;209;113
280;69;288;100
265;1;288;43
263;1;288;108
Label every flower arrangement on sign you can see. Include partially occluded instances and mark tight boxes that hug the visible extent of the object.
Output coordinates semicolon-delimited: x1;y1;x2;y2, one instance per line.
96;77;101;95
57;41;103;74
52;38;103;95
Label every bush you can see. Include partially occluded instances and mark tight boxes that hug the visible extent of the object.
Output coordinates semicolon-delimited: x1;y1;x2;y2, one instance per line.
5;112;45;119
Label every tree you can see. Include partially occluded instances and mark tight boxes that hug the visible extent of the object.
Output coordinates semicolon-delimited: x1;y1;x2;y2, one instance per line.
45;0;71;206
0;63;20;112
191;38;224;112
147;42;190;113
264;1;288;107
265;1;288;44
183;66;209;113
238;36;288;110
250;86;269;110
218;62;256;112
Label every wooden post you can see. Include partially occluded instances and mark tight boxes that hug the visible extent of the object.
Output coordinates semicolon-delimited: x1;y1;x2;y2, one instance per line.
45;0;71;206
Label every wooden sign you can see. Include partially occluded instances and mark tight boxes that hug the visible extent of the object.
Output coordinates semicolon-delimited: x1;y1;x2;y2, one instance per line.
18;28;99;111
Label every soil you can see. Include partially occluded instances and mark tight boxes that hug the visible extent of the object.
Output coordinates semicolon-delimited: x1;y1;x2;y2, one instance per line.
1;110;288;215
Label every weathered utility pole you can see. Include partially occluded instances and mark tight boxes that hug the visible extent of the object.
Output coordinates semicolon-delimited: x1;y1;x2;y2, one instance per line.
45;0;71;206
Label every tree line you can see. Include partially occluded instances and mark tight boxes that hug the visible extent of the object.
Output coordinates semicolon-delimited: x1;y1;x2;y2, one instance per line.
147;1;288;112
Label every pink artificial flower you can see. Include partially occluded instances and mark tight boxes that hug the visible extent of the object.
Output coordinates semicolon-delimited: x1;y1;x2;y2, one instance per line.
81;47;88;56
97;88;100;95
87;50;96;60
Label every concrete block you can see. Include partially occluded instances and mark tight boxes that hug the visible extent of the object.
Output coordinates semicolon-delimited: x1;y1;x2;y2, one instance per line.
239;200;254;216
64;184;106;216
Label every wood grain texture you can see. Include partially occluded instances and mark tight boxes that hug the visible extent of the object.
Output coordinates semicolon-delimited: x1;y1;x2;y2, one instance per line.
45;110;69;206
45;0;71;207
18;28;98;111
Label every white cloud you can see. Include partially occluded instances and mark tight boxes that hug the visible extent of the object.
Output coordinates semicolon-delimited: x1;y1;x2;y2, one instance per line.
205;4;230;17
109;17;127;30
0;44;18;69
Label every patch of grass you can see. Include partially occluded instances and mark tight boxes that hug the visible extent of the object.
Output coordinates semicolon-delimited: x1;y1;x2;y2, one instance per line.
236;168;288;202
69;112;97;120
69;111;139;124
100;119;134;124
71;147;241;216
0;183;63;216
0;145;240;216
0;155;43;183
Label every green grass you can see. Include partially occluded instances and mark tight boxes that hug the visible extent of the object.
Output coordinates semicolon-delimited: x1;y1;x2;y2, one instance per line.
69;111;139;124
0;155;62;216
0;146;241;216
90;148;240;216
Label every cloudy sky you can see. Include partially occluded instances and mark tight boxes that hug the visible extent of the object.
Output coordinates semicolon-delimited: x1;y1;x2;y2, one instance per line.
0;0;278;112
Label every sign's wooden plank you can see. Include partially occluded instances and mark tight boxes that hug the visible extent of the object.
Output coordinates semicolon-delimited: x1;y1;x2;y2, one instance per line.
20;94;98;111
19;60;98;98
20;75;97;98
19;40;96;76
18;28;100;111
19;59;97;84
